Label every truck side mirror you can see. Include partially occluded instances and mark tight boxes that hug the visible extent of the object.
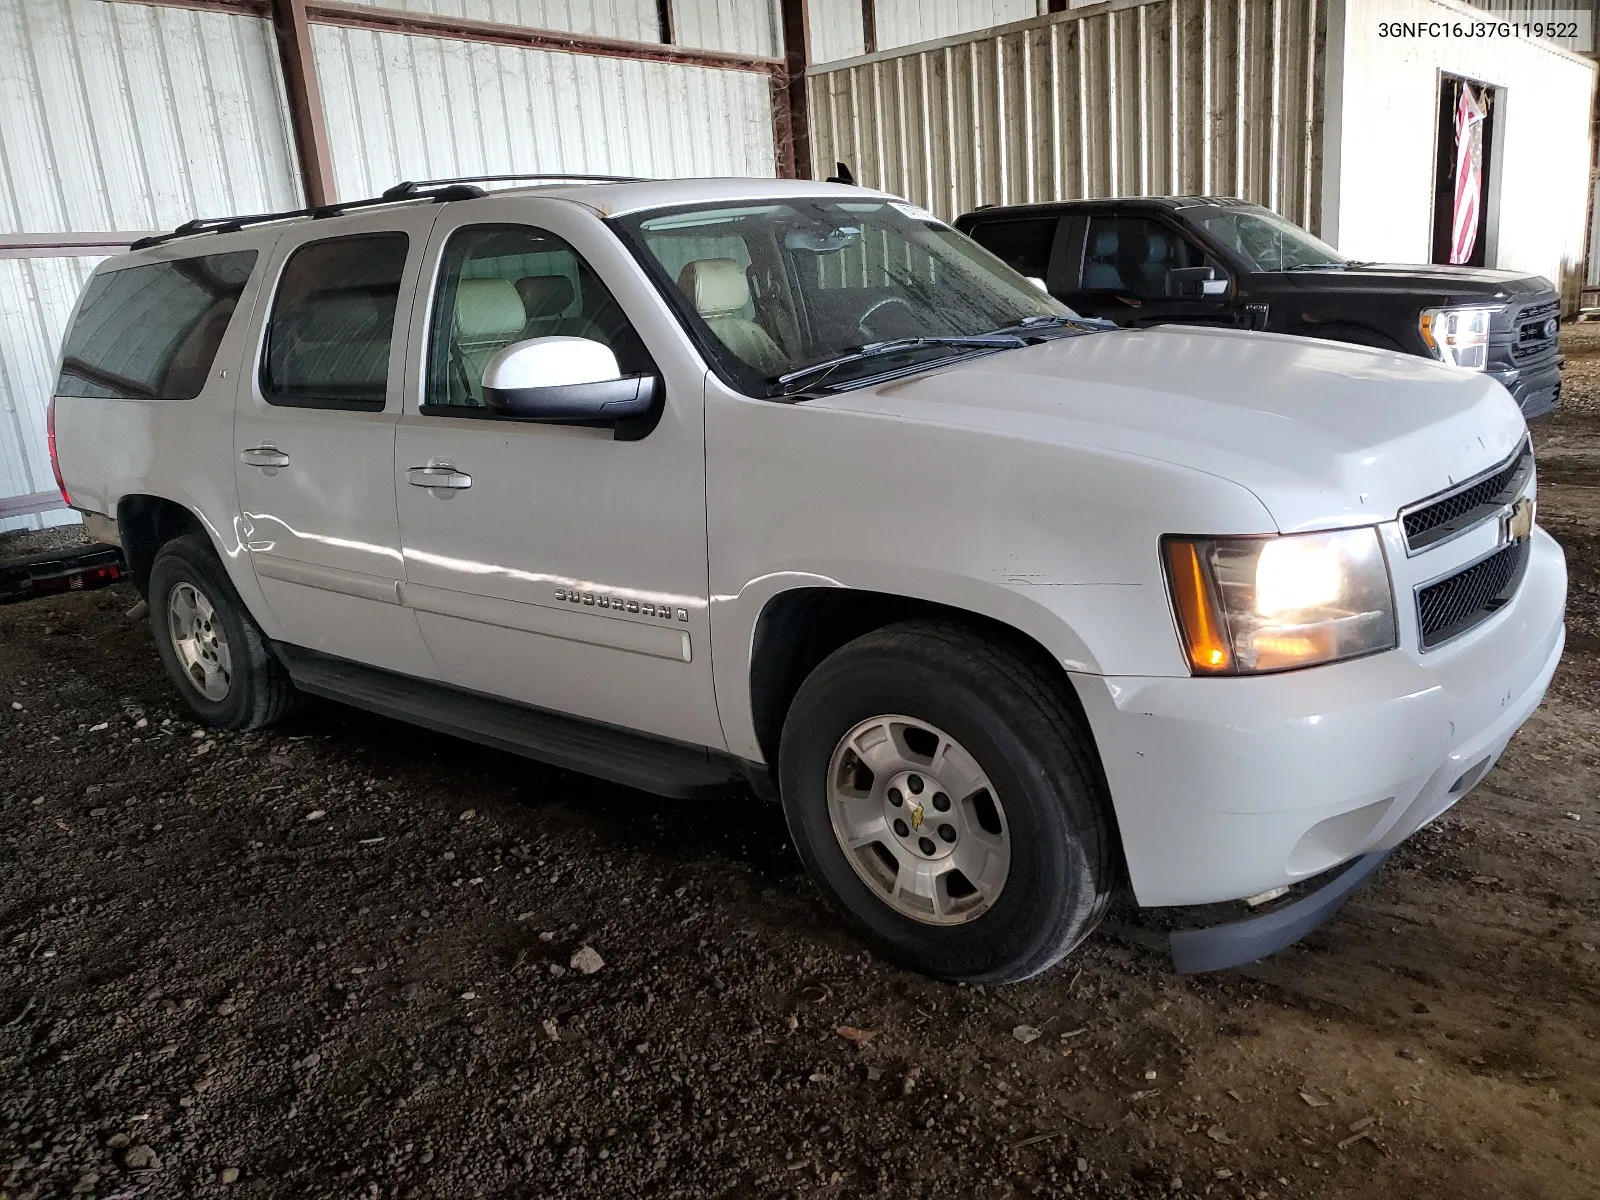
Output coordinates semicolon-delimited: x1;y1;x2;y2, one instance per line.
481;336;657;422
1167;266;1229;301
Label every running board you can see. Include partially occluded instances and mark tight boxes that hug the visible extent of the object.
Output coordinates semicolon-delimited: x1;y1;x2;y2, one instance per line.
273;643;750;800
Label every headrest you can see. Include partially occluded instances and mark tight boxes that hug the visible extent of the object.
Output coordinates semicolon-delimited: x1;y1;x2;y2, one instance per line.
516;275;575;321
1144;232;1171;262
1089;229;1119;256
677;258;750;317
454;278;526;344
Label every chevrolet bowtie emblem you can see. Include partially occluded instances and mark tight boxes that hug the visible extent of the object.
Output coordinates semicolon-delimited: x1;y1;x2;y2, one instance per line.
1503;496;1535;544
908;802;924;830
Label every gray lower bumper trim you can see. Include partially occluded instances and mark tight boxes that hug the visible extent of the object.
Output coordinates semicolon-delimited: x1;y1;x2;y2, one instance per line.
1169;850;1394;974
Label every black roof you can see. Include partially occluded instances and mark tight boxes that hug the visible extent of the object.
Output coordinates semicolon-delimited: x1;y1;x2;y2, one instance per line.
961;195;1261;220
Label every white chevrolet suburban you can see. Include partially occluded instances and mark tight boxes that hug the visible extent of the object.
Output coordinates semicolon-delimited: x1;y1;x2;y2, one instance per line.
50;176;1565;982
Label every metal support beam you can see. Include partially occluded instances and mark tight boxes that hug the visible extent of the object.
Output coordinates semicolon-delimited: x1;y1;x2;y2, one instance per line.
860;0;877;55
302;2;780;71
656;0;674;45
777;0;812;180
271;0;336;207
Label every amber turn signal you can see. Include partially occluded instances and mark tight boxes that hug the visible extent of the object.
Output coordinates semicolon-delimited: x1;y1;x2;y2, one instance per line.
1164;539;1233;674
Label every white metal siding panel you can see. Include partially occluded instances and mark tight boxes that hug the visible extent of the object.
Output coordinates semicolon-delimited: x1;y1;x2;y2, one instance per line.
876;0;1040;51
312;25;777;200
672;0;783;55
810;0;867;63
1334;0;1596;302
807;0;1323;227
335;0;661;42
0;0;301;234
0;256;100;532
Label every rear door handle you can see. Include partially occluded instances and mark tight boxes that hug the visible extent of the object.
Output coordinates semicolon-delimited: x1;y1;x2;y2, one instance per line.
240;446;290;469
406;464;472;490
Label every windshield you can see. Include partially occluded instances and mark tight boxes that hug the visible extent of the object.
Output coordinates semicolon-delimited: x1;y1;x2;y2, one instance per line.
612;198;1075;395
1183;206;1347;272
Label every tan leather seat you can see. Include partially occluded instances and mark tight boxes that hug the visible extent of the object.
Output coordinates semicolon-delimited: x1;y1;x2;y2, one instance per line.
516;274;607;344
676;258;786;377
451;278;526;404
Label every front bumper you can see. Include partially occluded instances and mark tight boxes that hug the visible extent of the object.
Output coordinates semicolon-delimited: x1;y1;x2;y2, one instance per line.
1073;526;1566;909
1490;355;1563;421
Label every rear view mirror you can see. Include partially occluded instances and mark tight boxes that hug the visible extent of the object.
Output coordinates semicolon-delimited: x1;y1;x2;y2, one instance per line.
1167;266;1229;300
481;336;657;422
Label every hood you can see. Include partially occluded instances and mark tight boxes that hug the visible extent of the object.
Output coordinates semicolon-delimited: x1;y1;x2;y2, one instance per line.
815;325;1528;533
1252;263;1553;306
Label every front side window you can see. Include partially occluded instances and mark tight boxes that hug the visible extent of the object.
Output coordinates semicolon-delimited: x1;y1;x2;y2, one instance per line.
261;233;409;410
613;198;1072;396
966;216;1059;281
425;223;648;411
1184;207;1346;272
57;250;257;400
1080;215;1206;300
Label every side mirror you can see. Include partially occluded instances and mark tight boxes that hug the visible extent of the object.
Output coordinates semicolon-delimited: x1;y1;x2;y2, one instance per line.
481;336;657;422
1025;275;1049;292
1167;266;1229;300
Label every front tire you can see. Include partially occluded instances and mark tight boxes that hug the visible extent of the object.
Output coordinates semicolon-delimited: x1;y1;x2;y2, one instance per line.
778;620;1114;983
148;533;300;731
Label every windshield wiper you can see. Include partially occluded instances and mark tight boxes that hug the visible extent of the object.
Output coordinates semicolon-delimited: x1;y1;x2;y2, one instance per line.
1285;260;1351;271
773;335;1024;396
985;314;1118;335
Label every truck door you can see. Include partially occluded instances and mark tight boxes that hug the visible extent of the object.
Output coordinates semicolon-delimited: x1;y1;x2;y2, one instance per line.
233;208;438;678
1064;213;1242;329
391;197;722;750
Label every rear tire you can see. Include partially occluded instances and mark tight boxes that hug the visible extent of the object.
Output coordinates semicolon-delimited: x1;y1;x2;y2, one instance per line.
778;620;1114;983
148;533;300;731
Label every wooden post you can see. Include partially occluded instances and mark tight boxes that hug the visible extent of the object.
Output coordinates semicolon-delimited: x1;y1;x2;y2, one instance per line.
269;0;336;206
777;0;812;180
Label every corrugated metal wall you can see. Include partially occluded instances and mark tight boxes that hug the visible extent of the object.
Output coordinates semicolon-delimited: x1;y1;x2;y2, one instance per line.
807;0;1325;226
0;257;100;530
336;0;662;43
672;0;783;56
877;0;1040;50
809;0;868;63
0;0;301;531
337;0;788;55
312;24;777;200
0;1;301;235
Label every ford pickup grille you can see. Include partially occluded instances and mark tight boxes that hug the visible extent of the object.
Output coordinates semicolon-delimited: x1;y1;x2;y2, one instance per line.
1416;538;1529;649
1400;438;1533;555
1510;298;1559;365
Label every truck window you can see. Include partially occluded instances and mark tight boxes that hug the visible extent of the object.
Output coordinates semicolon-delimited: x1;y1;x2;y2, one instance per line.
261;233;409;411
425;224;649;411
56;250;258;401
1081;216;1204;300
966;217;1058;281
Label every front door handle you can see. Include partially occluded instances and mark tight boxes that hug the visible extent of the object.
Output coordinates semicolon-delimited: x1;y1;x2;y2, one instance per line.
240;446;290;469
406;464;472;490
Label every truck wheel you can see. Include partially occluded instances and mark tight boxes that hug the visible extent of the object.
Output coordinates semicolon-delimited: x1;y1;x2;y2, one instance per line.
778;620;1114;983
148;533;300;731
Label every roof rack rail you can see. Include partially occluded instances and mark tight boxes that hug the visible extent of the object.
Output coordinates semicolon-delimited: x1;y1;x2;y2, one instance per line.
381;173;651;198
128;181;487;251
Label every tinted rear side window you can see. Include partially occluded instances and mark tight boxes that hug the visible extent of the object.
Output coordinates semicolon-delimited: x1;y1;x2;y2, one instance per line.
966;217;1058;281
261;233;409;411
57;250;258;400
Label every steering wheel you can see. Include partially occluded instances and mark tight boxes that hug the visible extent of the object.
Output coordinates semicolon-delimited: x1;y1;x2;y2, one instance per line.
857;295;918;341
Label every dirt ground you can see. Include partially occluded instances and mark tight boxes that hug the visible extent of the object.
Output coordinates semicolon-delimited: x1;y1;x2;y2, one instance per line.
3;332;1598;1200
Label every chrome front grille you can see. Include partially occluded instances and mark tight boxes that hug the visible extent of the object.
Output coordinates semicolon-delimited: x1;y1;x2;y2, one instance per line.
1400;438;1533;556
1415;538;1530;649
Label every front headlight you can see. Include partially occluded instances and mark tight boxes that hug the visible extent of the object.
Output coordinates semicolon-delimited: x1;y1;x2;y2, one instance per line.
1163;528;1396;675
1418;305;1498;370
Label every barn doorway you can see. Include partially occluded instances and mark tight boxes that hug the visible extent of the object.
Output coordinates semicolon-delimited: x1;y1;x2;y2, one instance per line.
1432;74;1499;267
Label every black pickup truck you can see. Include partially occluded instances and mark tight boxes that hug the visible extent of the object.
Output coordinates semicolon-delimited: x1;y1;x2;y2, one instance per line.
956;196;1563;420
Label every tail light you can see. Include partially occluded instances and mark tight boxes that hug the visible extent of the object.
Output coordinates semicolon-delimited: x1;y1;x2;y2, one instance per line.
47;395;70;506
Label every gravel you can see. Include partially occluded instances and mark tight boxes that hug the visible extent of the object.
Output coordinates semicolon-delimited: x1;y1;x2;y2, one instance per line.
3;330;1599;1198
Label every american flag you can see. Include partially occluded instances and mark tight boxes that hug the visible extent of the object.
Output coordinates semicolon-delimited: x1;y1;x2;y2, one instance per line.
1450;83;1486;265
